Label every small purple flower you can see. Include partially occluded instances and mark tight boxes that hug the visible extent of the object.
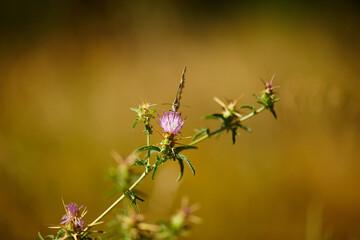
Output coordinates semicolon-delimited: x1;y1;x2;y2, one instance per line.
61;202;85;230
158;111;185;135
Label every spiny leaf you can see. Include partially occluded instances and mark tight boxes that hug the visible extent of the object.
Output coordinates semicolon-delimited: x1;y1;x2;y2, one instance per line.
177;158;184;182
257;101;265;106
253;93;263;103
56;229;64;239
174;145;198;153
152;162;160;180
272;98;280;103
204;113;223;120
176;154;195;176
231;127;238;144
152;156;165;179
126;190;145;213
270;108;277;119
136;145;161;153
132;158;146;166
130;107;141;114
132;200;140;212
192;128;209;141
132;119;140;129
235;123;252;132
135;195;145;202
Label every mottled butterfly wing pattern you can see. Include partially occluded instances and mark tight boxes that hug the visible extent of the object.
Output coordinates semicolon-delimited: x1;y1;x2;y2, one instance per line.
172;66;186;113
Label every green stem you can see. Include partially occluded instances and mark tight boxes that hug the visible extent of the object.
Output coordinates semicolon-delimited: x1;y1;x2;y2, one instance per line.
239;105;265;122
146;134;151;165
85;106;266;231
189;106;266;146
86;169;151;230
189;126;225;146
87;125;154;230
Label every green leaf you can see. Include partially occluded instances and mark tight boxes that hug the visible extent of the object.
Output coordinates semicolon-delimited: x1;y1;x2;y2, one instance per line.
132;158;146;166
253;93;262;102
135;195;145;204
132;196;143;212
192;128;209;141
38;233;44;240
204;113;224;120
144;124;153;135
174;145;198;154
152;156;164;179
131;200;140;212
152;162;159;180
56;229;64;239
177;158;184;182
126;190;145;213
235;123;252;132
176;154;195;176
39;234;55;240
231;127;238;144
272;98;280;103
132;119;140;129
130;107;141;113
136;145;161;153
270;107;277;119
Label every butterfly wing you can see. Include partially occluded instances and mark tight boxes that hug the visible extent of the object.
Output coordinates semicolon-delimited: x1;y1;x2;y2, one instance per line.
172;66;186;112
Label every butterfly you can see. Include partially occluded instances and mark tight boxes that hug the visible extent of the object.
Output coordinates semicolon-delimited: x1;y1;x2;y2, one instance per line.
172;66;186;113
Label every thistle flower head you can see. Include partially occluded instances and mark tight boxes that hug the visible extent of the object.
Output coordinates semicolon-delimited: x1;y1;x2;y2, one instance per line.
61;202;86;231
170;197;201;230
258;75;279;119
131;102;156;133
120;209;160;239
261;74;278;96
158;111;185;135
213;96;243;119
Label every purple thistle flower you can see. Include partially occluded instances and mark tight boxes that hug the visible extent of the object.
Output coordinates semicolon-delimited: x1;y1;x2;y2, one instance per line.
61;202;85;230
158;111;185;135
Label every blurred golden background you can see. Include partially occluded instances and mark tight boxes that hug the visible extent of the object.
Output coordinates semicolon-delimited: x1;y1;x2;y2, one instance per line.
1;1;360;239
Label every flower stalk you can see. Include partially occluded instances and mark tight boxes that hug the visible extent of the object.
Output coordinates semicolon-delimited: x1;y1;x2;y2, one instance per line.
86;103;268;231
87;77;278;232
40;72;279;240
85;168;152;232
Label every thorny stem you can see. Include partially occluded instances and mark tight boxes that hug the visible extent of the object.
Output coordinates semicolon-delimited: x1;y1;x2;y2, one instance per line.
189;106;266;146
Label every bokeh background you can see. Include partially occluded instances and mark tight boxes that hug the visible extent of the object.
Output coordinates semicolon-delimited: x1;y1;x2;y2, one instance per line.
1;1;360;239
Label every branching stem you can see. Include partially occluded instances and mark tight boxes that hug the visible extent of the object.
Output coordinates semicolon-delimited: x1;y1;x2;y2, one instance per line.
189;106;266;146
86;106;266;232
239;106;265;122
